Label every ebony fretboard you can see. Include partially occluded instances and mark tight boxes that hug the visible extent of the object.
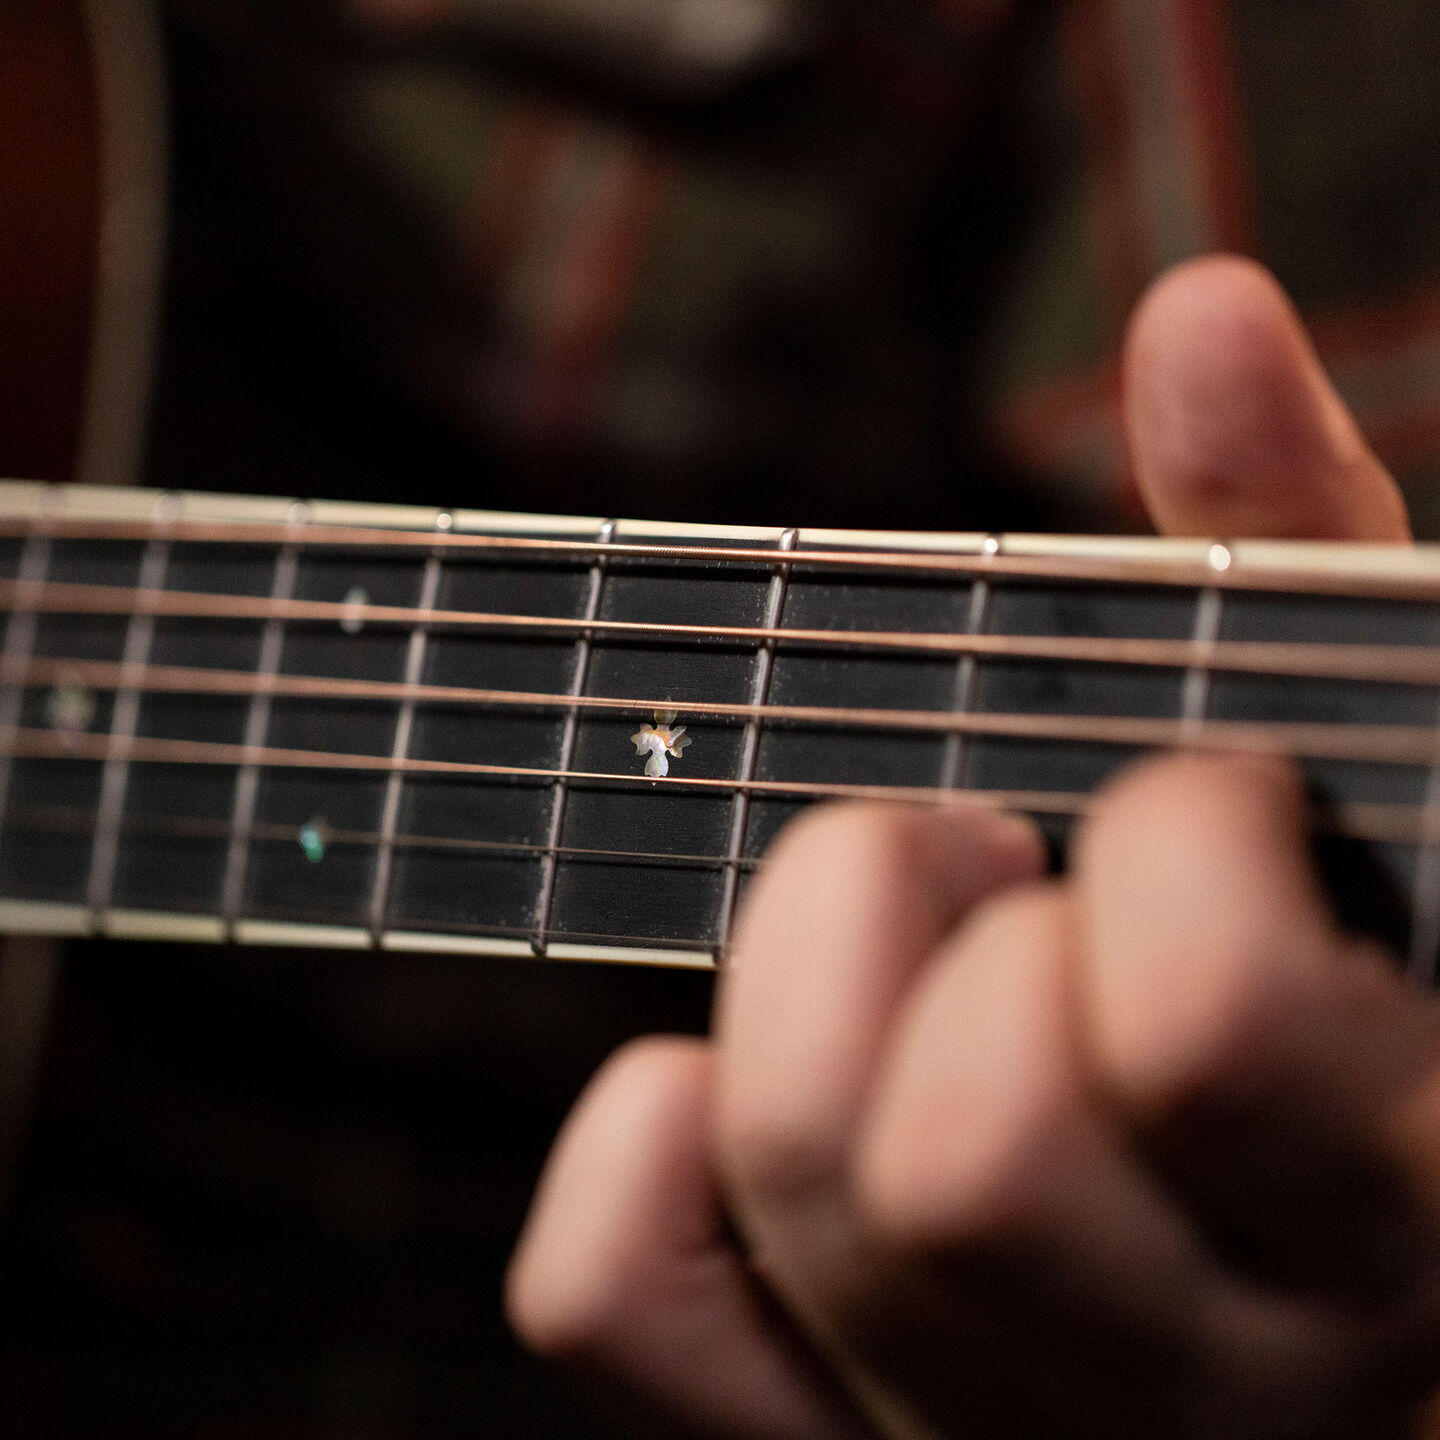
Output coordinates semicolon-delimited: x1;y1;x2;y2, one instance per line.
2;482;1439;975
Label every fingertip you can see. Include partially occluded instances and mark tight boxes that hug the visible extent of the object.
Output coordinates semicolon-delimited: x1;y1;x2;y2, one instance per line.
506;1036;714;1359
1075;750;1334;1116
854;885;1076;1253
508;1035;872;1439
1124;254;1409;541
1086;748;1307;851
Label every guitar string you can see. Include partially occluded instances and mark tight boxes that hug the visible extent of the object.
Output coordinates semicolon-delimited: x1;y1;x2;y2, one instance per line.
5;655;1440;769
4;529;1436;876
0;727;1429;847
5;578;1440;685
7;514;1440;601
4;802;764;870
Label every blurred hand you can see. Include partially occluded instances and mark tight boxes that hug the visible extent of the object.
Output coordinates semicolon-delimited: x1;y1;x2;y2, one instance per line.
507;257;1440;1439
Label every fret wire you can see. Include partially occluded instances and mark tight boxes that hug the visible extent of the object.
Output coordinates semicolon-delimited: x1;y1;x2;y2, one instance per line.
14;514;1440;602
220;537;301;934
0;531;54;840
1181;584;1226;733
715;528;799;961
368;547;445;944
16;577;1440;687
0;746;1429;853
532;520;616;957
939;536;998;790
13;656;1440;768
85;535;171;921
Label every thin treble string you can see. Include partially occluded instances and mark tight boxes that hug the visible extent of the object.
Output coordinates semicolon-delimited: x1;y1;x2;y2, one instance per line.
6;578;1440;685
9;655;1440;769
0;726;1430;847
4;802;764;870
6;515;1440;600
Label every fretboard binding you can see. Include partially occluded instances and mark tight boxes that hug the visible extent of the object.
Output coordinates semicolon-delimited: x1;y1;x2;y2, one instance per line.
0;897;717;969
5;514;1440;600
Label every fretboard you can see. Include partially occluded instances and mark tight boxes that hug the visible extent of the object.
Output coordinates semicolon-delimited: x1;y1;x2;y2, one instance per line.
2;480;1439;975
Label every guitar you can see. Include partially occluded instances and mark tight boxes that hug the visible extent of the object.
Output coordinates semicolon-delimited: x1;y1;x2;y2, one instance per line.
0;0;165;497
1;479;1437;983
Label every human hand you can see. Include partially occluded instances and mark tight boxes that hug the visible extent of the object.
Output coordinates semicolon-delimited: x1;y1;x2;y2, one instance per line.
507;257;1439;1439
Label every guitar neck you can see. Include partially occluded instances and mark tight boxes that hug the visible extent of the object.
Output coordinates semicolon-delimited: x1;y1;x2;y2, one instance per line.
1;480;1438;974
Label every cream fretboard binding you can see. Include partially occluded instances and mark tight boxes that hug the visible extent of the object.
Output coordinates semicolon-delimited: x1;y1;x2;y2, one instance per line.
0;481;1438;976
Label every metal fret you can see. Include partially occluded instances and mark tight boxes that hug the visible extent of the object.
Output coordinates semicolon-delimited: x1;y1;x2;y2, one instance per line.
938;535;998;790
1181;546;1231;732
220;530;302;933
713;528;799;960
531;521;617;956
0;530;55;845
368;545;445;943
1181;594;1224;728
85;534;170;921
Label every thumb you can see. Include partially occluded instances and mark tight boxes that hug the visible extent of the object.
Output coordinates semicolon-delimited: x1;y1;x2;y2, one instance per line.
1123;255;1411;542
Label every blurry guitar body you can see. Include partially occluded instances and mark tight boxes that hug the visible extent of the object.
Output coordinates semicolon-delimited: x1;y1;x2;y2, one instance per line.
0;0;165;494
0;0;99;487
0;0;166;1209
